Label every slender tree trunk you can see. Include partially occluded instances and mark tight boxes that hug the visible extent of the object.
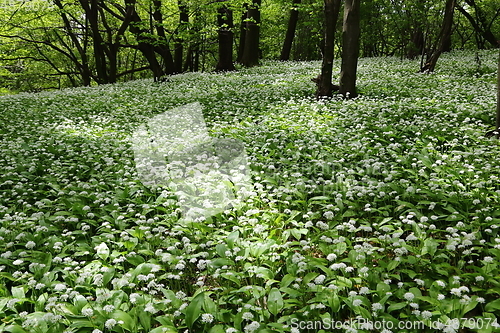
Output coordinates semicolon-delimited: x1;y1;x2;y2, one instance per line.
420;0;455;73
237;3;249;63
280;0;301;61
240;0;261;67
407;27;424;59
53;0;93;85
216;5;236;71
127;1;166;80
339;0;361;98
152;0;175;75
108;45;118;83
80;0;109;83
315;0;341;98
174;1;189;73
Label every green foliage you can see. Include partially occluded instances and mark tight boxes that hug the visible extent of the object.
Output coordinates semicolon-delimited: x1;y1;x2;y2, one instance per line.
0;50;500;332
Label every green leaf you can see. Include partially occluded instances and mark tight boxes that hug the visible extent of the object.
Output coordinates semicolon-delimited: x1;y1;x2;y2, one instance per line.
221;272;241;286
387;302;406;313
3;325;27;333
227;231;240;248
203;294;217;314
376;282;390;296
422;238;438;256
280;274;295;288
112;310;135;331
485;298;500;312
210;258;235;268
267;288;283;316
208;325;225;333
387;260;400;271
185;292;205;328
11;287;24;299
216;244;229;258
328;294;340;312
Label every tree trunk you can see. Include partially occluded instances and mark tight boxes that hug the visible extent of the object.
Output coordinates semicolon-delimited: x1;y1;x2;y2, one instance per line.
80;0;109;84
174;1;189;73
339;0;361;98
216;6;236;71
152;0;175;75
53;0;93;86
237;3;249;63
240;0;261;67
280;0;301;61
127;1;166;80
407;27;424;59
420;0;455;73
315;0;341;98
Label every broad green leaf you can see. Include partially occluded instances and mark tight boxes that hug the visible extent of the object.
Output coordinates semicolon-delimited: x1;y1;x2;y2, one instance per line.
112;310;135;331
3;325;27;333
267;288;283;316
422;238;438;256
11;287;24;299
226;231;240;248
387;303;406;313
209;325;225;333
485;298;500;312
185;292;205;328
280;274;295;288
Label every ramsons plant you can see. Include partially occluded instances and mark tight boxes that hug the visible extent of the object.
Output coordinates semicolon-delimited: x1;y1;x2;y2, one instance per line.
0;50;499;333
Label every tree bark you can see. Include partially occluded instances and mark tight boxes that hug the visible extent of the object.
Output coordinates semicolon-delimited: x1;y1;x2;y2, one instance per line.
174;1;189;73
237;3;249;63
315;0;341;98
152;0;175;75
53;0;93;85
407;27;424;59
80;0;109;83
127;0;166;80
339;0;361;98
240;0;261;67
216;5;236;71
420;0;455;73
280;0;301;61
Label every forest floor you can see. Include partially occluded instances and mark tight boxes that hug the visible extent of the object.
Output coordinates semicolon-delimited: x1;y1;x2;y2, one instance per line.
0;50;499;333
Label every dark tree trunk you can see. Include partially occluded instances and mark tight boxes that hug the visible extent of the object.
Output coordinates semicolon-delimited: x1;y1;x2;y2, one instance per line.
280;0;301;61
216;5;236;71
442;31;452;52
420;0;455;73
152;0;175;75
174;1;189;73
80;0;109;83
237;3;249;63
240;0;261;67
407;27;424;59
127;1;166;80
339;0;361;98
53;0;93;85
315;0;341;98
